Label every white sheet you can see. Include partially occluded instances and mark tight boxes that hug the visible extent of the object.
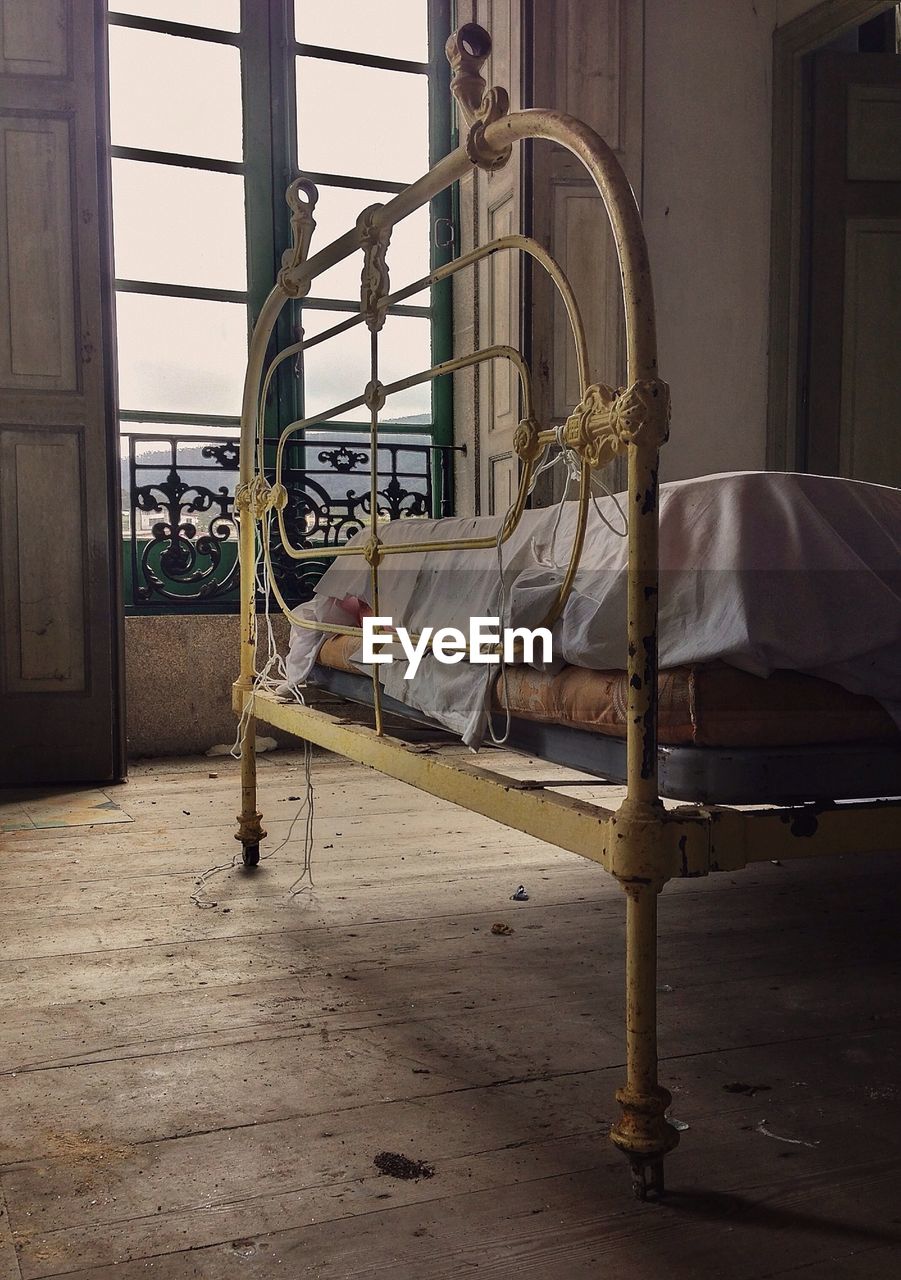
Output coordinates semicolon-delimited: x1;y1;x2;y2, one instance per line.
284;472;901;747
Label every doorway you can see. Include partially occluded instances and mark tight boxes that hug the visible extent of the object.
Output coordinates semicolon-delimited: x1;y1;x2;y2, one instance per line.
769;2;901;485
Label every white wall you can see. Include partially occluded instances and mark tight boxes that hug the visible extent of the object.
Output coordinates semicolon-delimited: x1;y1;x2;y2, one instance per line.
642;0;822;481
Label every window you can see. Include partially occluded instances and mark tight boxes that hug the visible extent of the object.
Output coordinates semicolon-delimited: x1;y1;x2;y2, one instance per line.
107;1;453;610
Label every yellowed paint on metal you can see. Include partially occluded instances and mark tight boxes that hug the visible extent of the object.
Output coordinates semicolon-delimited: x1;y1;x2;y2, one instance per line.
231;24;901;1198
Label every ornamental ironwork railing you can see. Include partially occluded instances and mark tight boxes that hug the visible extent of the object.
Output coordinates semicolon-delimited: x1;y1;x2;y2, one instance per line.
123;432;460;613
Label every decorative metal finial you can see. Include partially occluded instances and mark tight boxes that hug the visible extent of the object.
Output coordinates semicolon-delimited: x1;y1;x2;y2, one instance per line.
445;23;511;171
278;178;319;297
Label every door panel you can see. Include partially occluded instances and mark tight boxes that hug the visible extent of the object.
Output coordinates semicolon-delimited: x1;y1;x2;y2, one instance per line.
0;0;123;783
0;115;79;390
846;81;901;179
1;428;87;692
805;52;901;486
551;184;624;420
838;217;901;481
0;0;68;77
529;0;643;499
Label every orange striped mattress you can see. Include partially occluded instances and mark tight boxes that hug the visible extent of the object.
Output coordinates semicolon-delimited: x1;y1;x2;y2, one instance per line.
315;634;898;749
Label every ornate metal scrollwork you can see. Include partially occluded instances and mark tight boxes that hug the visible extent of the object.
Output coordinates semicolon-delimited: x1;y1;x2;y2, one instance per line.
562;379;671;470
126;433;456;611
132;462;237;604
357;204;393;333
512;415;543;463
317;445;368;473
234;475;288;520
201;440;239;468
466;85;512;171
278;178;319;298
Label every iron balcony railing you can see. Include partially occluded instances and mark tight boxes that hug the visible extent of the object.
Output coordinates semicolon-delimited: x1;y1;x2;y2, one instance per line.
122;432;462;613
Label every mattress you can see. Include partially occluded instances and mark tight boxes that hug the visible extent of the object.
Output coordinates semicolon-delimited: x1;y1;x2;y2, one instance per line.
286;473;901;748
317;635;898;749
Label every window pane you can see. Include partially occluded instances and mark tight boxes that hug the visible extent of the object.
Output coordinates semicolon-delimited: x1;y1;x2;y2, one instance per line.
112;161;246;290
110;2;241;31
294;0;428;62
296;58;428;183
300;310;431;424
116;293;248;415
305;185;429;302
109;26;242;161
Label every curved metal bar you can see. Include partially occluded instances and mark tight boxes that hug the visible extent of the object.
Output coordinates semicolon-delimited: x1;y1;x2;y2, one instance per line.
269;110;655;380
278;342;533;453
390;233;590;394
475;111;657;382
239;104;659;744
241;106;654;493
255;309;364;473
255;229;590;468
272;344;536;560
243;105;652;462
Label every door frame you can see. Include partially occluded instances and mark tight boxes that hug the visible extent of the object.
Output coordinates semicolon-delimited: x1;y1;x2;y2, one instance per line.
767;0;895;470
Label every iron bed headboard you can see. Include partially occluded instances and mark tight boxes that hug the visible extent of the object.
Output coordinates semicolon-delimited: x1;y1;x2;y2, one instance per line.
231;24;901;1201
237;22;668;809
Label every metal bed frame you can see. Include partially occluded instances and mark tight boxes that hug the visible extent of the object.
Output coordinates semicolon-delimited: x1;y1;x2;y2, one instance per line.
232;24;901;1198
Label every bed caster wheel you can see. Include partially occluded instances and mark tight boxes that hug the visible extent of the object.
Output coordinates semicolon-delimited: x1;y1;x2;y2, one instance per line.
630;1157;665;1202
242;842;260;868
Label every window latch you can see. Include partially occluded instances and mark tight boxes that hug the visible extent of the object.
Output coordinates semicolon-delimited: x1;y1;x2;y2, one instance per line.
433;217;455;250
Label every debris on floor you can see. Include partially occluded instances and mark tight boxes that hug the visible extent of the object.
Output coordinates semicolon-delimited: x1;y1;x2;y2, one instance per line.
511;885;529;901
724;1081;772;1096
374;1151;435;1180
491;921;515;936
756;1120;819;1148
230;1239;259;1258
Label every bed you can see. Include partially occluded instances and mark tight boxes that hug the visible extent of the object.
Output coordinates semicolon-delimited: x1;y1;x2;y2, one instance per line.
232;23;901;1198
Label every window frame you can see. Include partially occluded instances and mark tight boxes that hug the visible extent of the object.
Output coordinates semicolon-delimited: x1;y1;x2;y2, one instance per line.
107;0;454;457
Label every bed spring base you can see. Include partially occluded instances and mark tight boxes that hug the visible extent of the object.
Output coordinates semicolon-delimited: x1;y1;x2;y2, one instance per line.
234;687;901;880
304;658;901;806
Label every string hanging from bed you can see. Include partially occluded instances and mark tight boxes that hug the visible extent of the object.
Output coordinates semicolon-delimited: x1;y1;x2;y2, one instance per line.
191;506;316;910
485;425;628;746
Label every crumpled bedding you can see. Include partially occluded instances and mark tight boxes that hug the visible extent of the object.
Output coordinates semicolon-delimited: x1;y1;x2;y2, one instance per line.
283;471;901;748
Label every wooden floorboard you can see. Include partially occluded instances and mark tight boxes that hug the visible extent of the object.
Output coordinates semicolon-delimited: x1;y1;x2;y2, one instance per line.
1;750;899;1278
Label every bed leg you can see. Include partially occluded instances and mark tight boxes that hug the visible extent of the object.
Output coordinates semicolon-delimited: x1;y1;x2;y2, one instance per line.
610;879;679;1200
236;713;266;868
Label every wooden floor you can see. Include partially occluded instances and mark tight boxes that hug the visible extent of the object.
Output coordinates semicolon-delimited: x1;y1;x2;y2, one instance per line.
1;749;900;1279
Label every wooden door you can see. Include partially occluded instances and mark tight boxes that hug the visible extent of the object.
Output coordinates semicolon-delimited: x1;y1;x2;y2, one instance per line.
805;51;901;485
475;0;523;516
452;1;643;514
0;0;124;783
528;0;643;501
